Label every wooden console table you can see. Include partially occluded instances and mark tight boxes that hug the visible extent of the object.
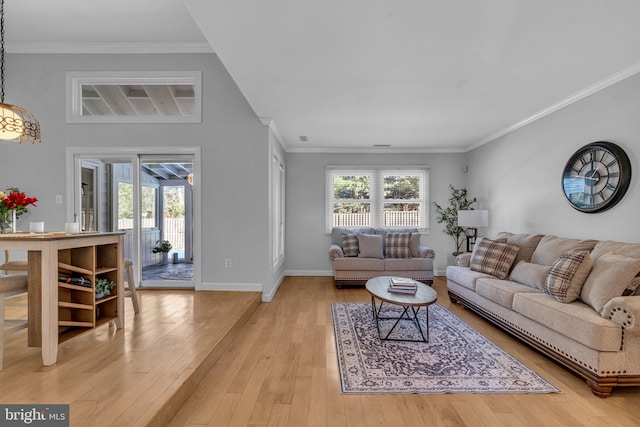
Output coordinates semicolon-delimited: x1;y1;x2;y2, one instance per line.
0;232;124;366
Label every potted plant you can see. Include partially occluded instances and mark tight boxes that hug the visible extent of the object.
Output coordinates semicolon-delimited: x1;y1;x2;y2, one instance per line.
433;185;477;255
152;239;172;264
95;277;116;299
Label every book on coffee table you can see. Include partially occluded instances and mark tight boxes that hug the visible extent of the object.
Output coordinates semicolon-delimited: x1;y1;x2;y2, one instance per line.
388;277;417;294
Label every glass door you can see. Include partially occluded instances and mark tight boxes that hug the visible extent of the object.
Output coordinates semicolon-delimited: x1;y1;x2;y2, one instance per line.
71;151;197;290
139;155;194;287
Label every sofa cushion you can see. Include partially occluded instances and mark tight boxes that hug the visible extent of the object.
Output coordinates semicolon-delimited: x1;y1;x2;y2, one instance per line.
469;238;520;280
385;232;411;258
445;266;495;291
512;292;622;352
510;261;550;290
580;253;640;315
385;258;432;271
332;257;385;271
544;251;592;303
331;227;375;246
530;235;597;266
357;233;383;258
590;240;640;262
341;233;359;257
476;278;542;309
374;227;417;255
495;232;544;265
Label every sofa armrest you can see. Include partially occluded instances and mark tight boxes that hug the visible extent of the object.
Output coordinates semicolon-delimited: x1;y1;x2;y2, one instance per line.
329;244;345;261
417;244;435;260
455;253;472;267
603;296;640;332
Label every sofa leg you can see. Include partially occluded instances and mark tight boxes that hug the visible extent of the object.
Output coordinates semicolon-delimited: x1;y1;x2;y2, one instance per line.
588;382;613;398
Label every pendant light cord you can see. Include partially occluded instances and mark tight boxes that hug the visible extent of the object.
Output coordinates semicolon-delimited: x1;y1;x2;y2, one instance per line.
0;0;5;104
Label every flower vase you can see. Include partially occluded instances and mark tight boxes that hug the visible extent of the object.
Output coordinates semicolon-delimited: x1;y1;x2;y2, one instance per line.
1;210;16;234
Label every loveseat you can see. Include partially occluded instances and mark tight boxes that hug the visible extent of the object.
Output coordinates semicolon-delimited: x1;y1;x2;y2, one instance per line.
446;232;640;397
329;227;435;288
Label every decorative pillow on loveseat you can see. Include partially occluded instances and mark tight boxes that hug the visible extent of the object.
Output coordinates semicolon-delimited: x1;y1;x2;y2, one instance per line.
544;250;591;303
580;253;640;314
341;233;359;257
357;233;384;258
385;232;411;258
470;238;520;280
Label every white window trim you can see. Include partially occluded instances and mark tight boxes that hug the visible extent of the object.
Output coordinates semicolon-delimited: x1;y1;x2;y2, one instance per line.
65;71;202;124
325;166;429;233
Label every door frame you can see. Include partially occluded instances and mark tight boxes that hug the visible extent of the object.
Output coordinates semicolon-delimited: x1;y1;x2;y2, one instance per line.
65;146;202;290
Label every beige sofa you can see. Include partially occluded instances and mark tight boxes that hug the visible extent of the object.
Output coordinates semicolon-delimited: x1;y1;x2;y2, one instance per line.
329;227;435;288
446;232;640;397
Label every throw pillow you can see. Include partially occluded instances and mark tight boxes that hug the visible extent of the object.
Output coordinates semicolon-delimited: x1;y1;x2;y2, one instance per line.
356;233;384;258
544;251;592;303
341;233;359;257
469;239;520;280
580;253;640;314
385;232;411;258
510;261;551;290
409;232;421;257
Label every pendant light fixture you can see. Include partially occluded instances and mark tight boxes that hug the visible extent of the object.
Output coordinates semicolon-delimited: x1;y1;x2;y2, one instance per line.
0;0;40;143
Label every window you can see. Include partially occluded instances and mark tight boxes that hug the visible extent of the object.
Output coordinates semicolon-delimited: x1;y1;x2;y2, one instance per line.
326;167;428;232
66;71;202;123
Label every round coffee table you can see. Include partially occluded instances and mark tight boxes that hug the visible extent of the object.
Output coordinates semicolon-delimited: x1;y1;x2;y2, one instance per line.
365;276;438;342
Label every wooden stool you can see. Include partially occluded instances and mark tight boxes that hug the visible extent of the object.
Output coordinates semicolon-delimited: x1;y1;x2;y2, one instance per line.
124;259;140;313
1;275;28;370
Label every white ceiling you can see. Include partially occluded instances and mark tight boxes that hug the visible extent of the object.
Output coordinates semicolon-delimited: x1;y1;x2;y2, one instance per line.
7;0;640;152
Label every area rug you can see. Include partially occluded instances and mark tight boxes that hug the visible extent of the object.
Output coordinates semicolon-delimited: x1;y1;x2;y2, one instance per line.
331;302;560;394
160;269;194;280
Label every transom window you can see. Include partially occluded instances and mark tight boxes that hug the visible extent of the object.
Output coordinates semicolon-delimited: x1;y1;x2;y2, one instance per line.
325;167;428;232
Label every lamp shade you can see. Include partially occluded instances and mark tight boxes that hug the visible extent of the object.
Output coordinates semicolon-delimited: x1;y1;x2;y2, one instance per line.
457;210;489;227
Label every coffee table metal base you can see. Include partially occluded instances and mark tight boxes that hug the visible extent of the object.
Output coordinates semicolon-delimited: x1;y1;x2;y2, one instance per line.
370;297;430;342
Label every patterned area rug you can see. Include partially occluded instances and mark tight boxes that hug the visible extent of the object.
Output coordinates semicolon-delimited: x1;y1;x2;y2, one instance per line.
159;269;194;280
331;302;560;394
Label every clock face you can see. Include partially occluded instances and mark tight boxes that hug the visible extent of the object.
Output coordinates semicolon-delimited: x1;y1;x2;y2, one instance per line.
562;141;632;213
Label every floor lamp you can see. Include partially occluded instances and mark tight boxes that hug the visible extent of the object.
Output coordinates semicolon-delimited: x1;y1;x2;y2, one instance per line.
457;210;489;252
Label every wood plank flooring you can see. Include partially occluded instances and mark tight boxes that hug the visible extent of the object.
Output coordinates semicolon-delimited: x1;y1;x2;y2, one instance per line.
0;289;261;426
2;277;639;426
170;276;640;427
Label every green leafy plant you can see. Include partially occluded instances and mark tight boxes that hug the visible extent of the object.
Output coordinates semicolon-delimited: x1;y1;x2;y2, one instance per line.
152;240;172;253
433;185;477;254
95;277;116;298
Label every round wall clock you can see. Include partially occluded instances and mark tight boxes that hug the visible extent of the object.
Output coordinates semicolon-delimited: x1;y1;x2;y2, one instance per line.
562;141;632;213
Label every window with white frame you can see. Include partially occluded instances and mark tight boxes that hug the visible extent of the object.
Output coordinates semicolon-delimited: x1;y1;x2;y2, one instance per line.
325;167;428;232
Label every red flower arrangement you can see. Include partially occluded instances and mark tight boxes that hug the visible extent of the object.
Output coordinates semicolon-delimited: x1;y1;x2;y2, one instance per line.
0;187;38;219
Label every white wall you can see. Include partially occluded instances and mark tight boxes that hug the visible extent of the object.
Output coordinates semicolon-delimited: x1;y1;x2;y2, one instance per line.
0;53;276;293
285;152;466;276
465;72;640;243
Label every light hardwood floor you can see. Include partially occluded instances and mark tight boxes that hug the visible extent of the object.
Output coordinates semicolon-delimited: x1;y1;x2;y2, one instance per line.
170;276;640;427
2;277;639;426
0;288;261;426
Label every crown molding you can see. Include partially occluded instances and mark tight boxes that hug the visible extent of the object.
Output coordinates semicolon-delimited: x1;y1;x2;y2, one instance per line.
259;117;288;150
285;146;466;154
467;60;640;152
5;41;214;54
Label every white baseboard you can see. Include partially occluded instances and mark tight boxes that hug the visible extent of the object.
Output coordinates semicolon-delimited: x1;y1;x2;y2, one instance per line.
198;282;262;292
285;269;333;277
263;271;286;302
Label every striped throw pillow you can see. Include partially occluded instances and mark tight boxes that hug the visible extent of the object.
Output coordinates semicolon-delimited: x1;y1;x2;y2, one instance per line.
544;250;592;303
341;233;359;257
385;233;411;258
470;238;520;280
